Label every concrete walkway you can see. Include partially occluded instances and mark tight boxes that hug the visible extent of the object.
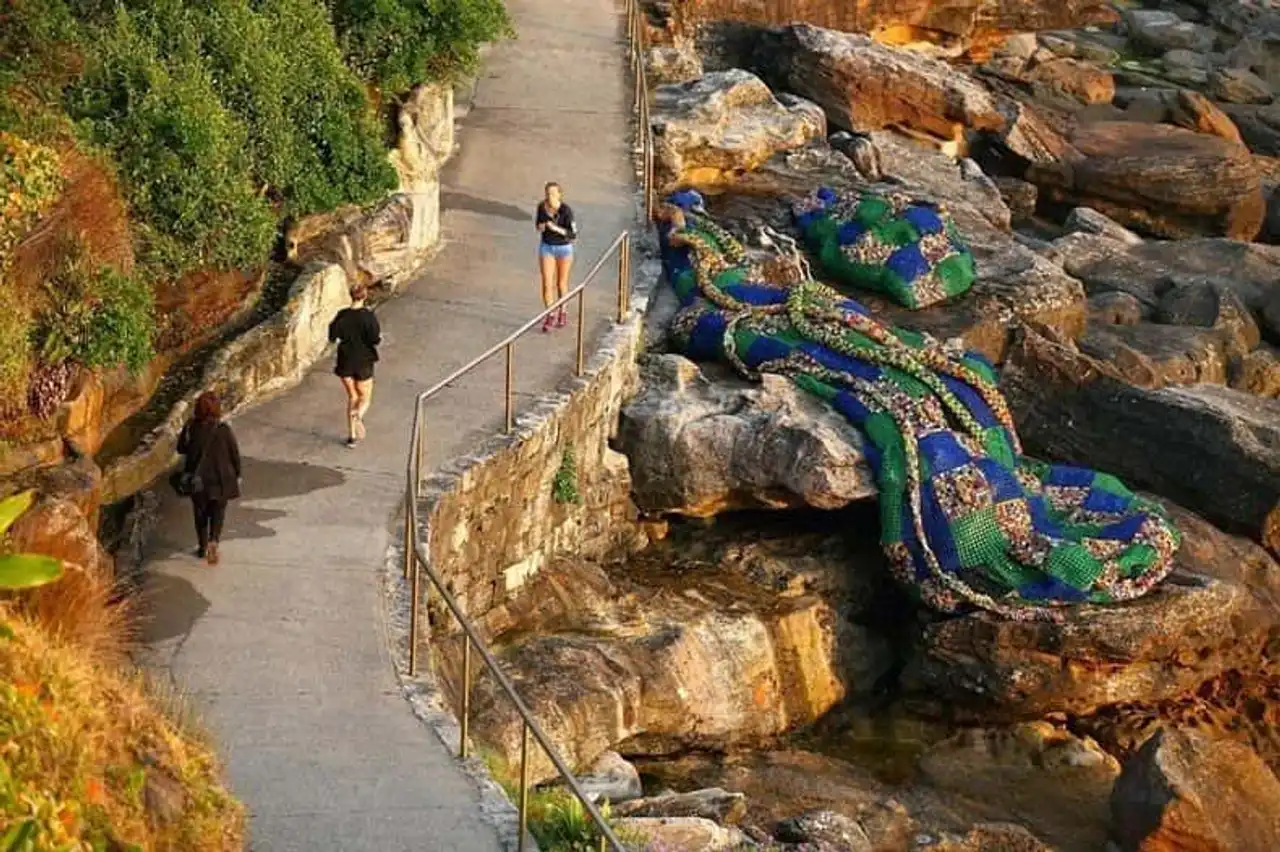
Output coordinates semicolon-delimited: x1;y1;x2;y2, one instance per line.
137;0;633;846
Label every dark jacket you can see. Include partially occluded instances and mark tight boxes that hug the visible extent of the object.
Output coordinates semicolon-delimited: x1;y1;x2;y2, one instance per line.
177;419;242;501
328;306;381;379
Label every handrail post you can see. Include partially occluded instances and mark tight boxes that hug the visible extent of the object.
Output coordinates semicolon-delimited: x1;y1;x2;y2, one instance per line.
517;723;531;852
409;550;421;676
504;342;515;433
460;635;473;758
414;400;426;500
616;232;630;323
403;492;413;581
575;290;586;376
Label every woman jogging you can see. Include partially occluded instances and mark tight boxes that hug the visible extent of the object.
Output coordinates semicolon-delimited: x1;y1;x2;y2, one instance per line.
535;181;578;332
328;281;381;447
176;392;241;565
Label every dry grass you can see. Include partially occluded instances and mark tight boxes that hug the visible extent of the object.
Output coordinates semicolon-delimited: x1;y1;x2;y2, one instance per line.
15;563;134;665
0;609;245;850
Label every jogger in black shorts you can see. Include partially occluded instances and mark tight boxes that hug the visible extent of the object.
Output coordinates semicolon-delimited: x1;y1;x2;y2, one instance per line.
328;282;381;448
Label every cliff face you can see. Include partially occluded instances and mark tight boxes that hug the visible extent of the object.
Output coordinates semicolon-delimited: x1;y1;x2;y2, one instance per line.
648;0;1117;57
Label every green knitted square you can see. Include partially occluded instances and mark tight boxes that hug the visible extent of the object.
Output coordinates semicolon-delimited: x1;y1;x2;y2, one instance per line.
951;507;1007;567
855;196;890;223
873;218;918;248
1116;543;1158;578
1044;543;1105;591
982;427;1016;469
1091;473;1135;499
936;253;976;296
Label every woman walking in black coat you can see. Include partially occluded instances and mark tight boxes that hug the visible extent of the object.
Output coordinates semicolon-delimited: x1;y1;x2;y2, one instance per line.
176;391;242;565
328;281;381;448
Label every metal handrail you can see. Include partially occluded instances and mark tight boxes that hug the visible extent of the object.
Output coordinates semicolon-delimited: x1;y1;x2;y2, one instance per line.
396;3;655;850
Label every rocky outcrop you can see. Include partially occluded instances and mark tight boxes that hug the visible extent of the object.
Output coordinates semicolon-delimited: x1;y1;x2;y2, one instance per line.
1110;728;1280;852
615;788;747;823
999;324;1280;554
648;0;1117;60
618;355;875;516
612;816;747;851
755;25;1007;140
1027;121;1265;240
652;69;825;191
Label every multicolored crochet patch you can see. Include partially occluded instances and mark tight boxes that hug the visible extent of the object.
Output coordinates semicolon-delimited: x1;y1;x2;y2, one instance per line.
657;191;1179;622
793;186;976;310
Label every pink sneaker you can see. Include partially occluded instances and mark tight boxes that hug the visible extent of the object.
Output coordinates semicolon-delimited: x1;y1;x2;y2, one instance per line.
555;308;568;328
541;314;554;333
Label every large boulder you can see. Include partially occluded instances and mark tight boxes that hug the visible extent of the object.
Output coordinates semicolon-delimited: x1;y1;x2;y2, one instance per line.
612;817;747;851
1110;728;1280;851
1123;9;1217;55
999;324;1280;554
1027;121;1266;240
755;25;1007;141
1223;102;1280;156
652;69;826;191
618;355;875;517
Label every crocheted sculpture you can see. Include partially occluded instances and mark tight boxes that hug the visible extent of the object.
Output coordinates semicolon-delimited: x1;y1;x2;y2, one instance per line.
793;186;976;309
657;191;1179;621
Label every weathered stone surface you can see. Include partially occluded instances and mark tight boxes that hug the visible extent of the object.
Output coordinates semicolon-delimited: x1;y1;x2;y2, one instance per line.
755;25;1007;140
1210;66;1276;106
1110;728;1280;852
918;723;1119;851
1231;346;1280;398
651;0;1118;60
618;355;875;517
1224;102;1280;156
1025;57;1116;105
648;40;704;84
1000;324;1280;552
577;751;643;804
615;788;748;823
1062;206;1144;245
1078;322;1233;387
1027;121;1265;240
1156;279;1260;355
1124;9;1217;55
613;816;747;850
993;176;1038;223
915;823;1053;852
1170;89;1244;144
652;69;825;191
775;810;872;850
1088;292;1146;326
456;555;865;783
1264;287;1280;341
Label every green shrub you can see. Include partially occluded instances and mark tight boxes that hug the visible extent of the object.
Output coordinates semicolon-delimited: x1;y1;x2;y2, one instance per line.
0;290;33;401
327;0;513;92
0;133;66;270
34;238;154;373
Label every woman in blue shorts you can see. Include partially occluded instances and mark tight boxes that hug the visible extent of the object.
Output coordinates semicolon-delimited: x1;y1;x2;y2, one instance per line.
535;181;578;332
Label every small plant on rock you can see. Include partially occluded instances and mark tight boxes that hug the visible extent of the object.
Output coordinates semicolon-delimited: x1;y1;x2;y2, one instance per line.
552;447;582;506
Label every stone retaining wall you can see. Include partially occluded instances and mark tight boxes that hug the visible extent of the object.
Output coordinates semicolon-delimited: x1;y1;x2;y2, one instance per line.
415;258;660;632
101;84;454;502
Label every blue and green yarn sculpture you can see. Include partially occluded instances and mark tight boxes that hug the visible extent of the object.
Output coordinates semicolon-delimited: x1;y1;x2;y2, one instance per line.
793;186;976;309
657;188;1180;622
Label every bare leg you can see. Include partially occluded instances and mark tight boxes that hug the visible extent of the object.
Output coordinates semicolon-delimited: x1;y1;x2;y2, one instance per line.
340;377;359;442
353;379;373;440
539;252;557;330
555;254;574;326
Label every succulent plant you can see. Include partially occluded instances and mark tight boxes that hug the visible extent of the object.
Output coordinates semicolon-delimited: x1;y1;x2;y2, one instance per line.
0;490;63;590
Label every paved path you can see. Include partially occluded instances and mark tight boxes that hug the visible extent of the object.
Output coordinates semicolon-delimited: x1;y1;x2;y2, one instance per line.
137;0;633;845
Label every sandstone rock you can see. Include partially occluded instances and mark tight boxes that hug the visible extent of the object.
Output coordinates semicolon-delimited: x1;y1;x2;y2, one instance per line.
1230;346;1280;398
775;810;873;850
1026;57;1116;105
1062;206;1144;245
756;25;1007;141
1156;279;1260;355
618;355;875;516
457;555;874;783
652;69;825;191
914;823;1053;852
1162;48;1210;72
1002;33;1040;61
918;723;1119;850
648;41;703;85
615;788;747;824
1210;66;1276;106
1088;292;1146;326
655;0;1118;61
1026;121;1265;240
993;176;1038;222
1170;89;1245;144
1078;321;1236;387
1000;325;1280;553
1110;728;1280;852
1124;9;1216;55
612;816;747;850
577;751;643;804
1223;102;1280;155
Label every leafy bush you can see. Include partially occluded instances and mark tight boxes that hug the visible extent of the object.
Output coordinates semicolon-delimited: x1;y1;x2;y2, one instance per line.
328;0;513;92
0;133;66;270
33;236;154;373
0;287;33;402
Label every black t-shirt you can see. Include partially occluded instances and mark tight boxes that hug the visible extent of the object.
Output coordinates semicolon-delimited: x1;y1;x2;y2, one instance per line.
536;202;577;246
328;306;381;377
